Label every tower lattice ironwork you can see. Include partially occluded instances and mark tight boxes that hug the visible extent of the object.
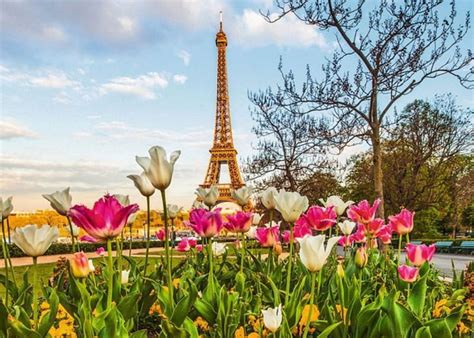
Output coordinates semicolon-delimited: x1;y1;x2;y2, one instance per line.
200;15;246;202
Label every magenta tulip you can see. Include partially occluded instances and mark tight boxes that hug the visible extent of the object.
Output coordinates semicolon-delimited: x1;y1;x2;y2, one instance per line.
338;235;353;247
96;247;105;256
224;211;253;233
196;244;203;252
188;238;197;248
377;225;393;244
304;206;337;231
405;243;435;266
347;199;380;224
365;218;385;235
389;209;415;235
185;208;223;238
281;223;312;244
255;225;280;247
69;195;139;242
398;265;419;283
349;225;366;243
156;229;167;241
176;238;191;252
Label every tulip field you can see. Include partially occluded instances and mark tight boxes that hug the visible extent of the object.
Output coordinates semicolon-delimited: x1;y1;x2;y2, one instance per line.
0;146;472;337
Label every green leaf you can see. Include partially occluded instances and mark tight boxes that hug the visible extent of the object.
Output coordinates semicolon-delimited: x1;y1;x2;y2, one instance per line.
415;327;432;338
117;291;140;321
129;329;148;338
171;283;197;327
38;289;59;337
194;298;216;323
318;321;343;338
408;274;427;318
183;317;199;338
161;319;187;338
8;315;41;338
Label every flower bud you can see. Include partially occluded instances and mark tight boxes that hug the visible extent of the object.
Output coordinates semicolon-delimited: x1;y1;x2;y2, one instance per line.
70;252;90;278
354;247;368;268
273;242;283;256
337;263;345;278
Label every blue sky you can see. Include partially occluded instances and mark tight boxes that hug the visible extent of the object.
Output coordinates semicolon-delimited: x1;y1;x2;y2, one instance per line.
1;0;472;211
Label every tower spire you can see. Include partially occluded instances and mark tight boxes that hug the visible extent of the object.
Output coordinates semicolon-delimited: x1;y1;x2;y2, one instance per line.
219;11;223;31
200;16;246;204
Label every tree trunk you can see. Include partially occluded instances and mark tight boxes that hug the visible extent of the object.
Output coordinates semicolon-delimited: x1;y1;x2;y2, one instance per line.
372;124;385;218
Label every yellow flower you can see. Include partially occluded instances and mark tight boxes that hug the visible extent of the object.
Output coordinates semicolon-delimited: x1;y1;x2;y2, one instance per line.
149;303;163;316
172;278;180;289
432;299;449;318
194;316;209;332
40;301;50;311
248;333;260;338
235;326;245;338
456;321;470;334
336;304;349;324
298;304;319;335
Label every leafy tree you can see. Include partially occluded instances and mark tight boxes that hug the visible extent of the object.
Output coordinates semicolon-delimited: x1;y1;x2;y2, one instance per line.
255;0;473;216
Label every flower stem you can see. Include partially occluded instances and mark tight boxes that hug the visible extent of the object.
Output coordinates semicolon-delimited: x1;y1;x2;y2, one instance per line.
240;233;245;273
398;234;402;262
128;223;133;257
66;216;76;253
107;239;114;308
207;237;214;278
32;257;39;329
405;233;410;245
284;225;294;305
5;218;16;286
302;271;317;338
1;219;9;306
160;189;173;308
144;196;151;276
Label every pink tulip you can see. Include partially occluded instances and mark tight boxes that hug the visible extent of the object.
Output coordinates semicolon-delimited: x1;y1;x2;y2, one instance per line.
96;247;105;256
224;211;253;233
281;223;312;244
255;225;280;247
304;206;337;231
349;225;366;243
176;238;191;252
70;251;90;278
80;235;98;243
185;208;223;238
338;235;353;247
389;209;415;235
156;229;167;241
398;265;419;283
376;225;392;244
188;238;197;248
405;243;435;266
347;199;380;224
365;218;384;235
69;194;139;242
196;244;203;252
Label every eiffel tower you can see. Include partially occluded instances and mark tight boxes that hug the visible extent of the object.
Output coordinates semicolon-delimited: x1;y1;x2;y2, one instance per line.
200;13;246;203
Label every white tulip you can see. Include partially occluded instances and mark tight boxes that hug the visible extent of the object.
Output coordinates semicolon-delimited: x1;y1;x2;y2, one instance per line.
298;235;340;272
192;199;206;209
319;196;354;216
167;204;182;219
246;226;258;239
262;304;282;333
274;191;309;223
261;187;278;210
42;188;72;216
127;172;155;197
88;259;95;272
0;196;13;220
121;270;130;284
67;223;80;237
136;146;181;191
113;194;130;206
338;220;356;235
231;186;252;206
12;224;59;257
211;242;226;256
127;212;138;226
195;185;219;207
252;213;262;225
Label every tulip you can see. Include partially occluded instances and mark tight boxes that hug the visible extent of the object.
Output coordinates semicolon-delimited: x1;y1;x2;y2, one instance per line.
338;235;353;247
281;223;312;244
195;185;219;208
70;252;89;278
304;206;337;231
12;224;58;257
127;172;155;197
196;244;203;252
88;259;95;272
261;187;278;210
156;229;168;241
121;270;130;284
262;304;282;333
365;218;384;235
405;243;436;266
96;247;105;256
398;265;419;283
188;238;197;248
136;146;181;191
42;188;72;216
69;194;139;242
350;225;367;243
80;235;98;243
167;204;182;219
252;213;262;225
389;209;415;235
377;225;392;244
273;242;283;256
176;238;191;252
354;247;368;268
347;199;380;224
298;235;340;272
274;191;309;223
246;225;257;239
338;220;356;235
255;224;280;247
113;194;130;206
224;211;253;233
337;263;345;278
212;242;227;256
0;196;13;219
185;208;223;238
319;196;353;216
231;186;252;206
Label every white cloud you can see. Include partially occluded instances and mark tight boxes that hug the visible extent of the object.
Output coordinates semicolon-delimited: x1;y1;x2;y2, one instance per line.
30;73;77;88
233;9;328;48
177;50;191;66
100;72;169;99
0;120;38;140
41;26;67;42
173;74;188;84
1;66;78;89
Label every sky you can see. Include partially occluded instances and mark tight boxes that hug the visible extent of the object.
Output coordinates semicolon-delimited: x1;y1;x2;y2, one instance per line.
1;0;472;212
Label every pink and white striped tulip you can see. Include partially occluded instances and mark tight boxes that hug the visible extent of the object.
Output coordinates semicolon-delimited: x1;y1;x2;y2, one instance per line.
347;199;380;224
405;243;435;266
255;225;280;247
176;238;191;252
281;223;311;244
377;225;393;244
304;206;337;231
398;265;419;283
389;209;415;235
185;208;223;238
224;211;253;233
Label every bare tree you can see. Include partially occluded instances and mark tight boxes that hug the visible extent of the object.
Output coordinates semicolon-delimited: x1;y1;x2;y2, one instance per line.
257;0;473;217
